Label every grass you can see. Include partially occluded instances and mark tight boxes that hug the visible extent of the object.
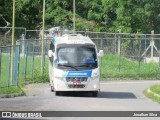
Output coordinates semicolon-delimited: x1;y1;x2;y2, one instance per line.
0;54;49;96
0;86;23;94
144;84;160;104
19;55;49;83
150;84;160;95
0;54;11;87
100;54;160;79
18;55;49;78
22;68;49;84
0;53;160;95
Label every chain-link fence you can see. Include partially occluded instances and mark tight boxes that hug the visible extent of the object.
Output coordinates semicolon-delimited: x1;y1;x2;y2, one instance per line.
22;30;160;80
17;39;50;79
1;29;160;87
0;27;26;46
84;32;160;79
0;45;20;88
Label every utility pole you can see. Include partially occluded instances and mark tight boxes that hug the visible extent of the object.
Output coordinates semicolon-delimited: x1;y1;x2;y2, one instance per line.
73;0;75;33
10;0;16;84
41;0;45;73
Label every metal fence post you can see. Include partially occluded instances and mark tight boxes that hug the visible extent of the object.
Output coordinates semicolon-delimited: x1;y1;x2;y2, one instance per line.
138;37;141;79
8;46;11;87
144;34;147;63
21;34;25;56
0;48;1;82
13;45;19;87
114;34;117;54
17;45;20;87
151;30;154;60
159;51;160;74
32;44;35;77
43;39;47;71
24;41;29;79
100;39;103;75
118;31;121;76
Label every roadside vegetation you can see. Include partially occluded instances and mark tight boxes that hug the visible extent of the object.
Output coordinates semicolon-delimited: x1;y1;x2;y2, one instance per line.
1;0;160;97
0;70;48;97
18;55;49;84
0;70;49;96
1;0;160;33
0;86;23;95
0;55;49;96
144;84;160;104
0;54;159;95
100;54;160;79
22;69;49;84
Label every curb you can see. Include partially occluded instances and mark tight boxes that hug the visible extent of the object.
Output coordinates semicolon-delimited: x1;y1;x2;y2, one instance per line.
147;88;160;98
0;92;25;98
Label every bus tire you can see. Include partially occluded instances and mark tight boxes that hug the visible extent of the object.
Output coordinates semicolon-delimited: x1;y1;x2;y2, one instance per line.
55;91;60;96
51;86;54;92
92;91;98;97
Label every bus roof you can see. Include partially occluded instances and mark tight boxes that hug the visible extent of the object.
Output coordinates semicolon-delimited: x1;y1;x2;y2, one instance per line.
53;34;95;45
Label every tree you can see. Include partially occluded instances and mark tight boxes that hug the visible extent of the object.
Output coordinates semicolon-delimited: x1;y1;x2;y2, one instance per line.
1;0;160;33
0;0;12;27
16;0;43;29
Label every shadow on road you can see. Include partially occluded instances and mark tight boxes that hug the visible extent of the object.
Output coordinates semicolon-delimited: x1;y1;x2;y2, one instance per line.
57;91;137;99
98;91;137;99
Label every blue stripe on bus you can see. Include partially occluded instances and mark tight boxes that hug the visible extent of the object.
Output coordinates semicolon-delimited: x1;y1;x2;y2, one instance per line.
66;70;92;77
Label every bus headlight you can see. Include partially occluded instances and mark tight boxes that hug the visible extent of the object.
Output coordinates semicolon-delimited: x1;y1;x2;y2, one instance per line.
93;85;97;89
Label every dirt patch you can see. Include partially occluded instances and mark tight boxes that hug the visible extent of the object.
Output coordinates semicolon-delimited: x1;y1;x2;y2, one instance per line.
24;83;50;97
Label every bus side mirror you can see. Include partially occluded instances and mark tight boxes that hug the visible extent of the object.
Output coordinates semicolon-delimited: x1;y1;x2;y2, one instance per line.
48;50;54;58
98;50;104;57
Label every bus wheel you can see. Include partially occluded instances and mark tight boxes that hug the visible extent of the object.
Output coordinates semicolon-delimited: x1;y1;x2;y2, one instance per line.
55;91;60;96
92;91;98;97
51;86;54;92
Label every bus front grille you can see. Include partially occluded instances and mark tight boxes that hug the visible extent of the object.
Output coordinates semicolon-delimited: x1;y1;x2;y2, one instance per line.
68;84;86;88
66;77;88;82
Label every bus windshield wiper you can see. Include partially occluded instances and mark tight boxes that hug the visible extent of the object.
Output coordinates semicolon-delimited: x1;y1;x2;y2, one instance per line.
76;64;95;69
58;64;79;70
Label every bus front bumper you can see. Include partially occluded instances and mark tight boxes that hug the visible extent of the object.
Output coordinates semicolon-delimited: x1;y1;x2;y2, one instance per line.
53;78;100;91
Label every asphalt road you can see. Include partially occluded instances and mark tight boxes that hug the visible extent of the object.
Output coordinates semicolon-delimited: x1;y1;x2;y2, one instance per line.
0;80;160;120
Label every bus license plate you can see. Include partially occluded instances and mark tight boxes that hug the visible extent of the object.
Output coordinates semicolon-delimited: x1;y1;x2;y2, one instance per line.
73;82;81;85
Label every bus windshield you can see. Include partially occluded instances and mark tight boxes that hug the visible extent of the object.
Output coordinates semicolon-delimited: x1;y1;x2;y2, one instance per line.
56;45;98;69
